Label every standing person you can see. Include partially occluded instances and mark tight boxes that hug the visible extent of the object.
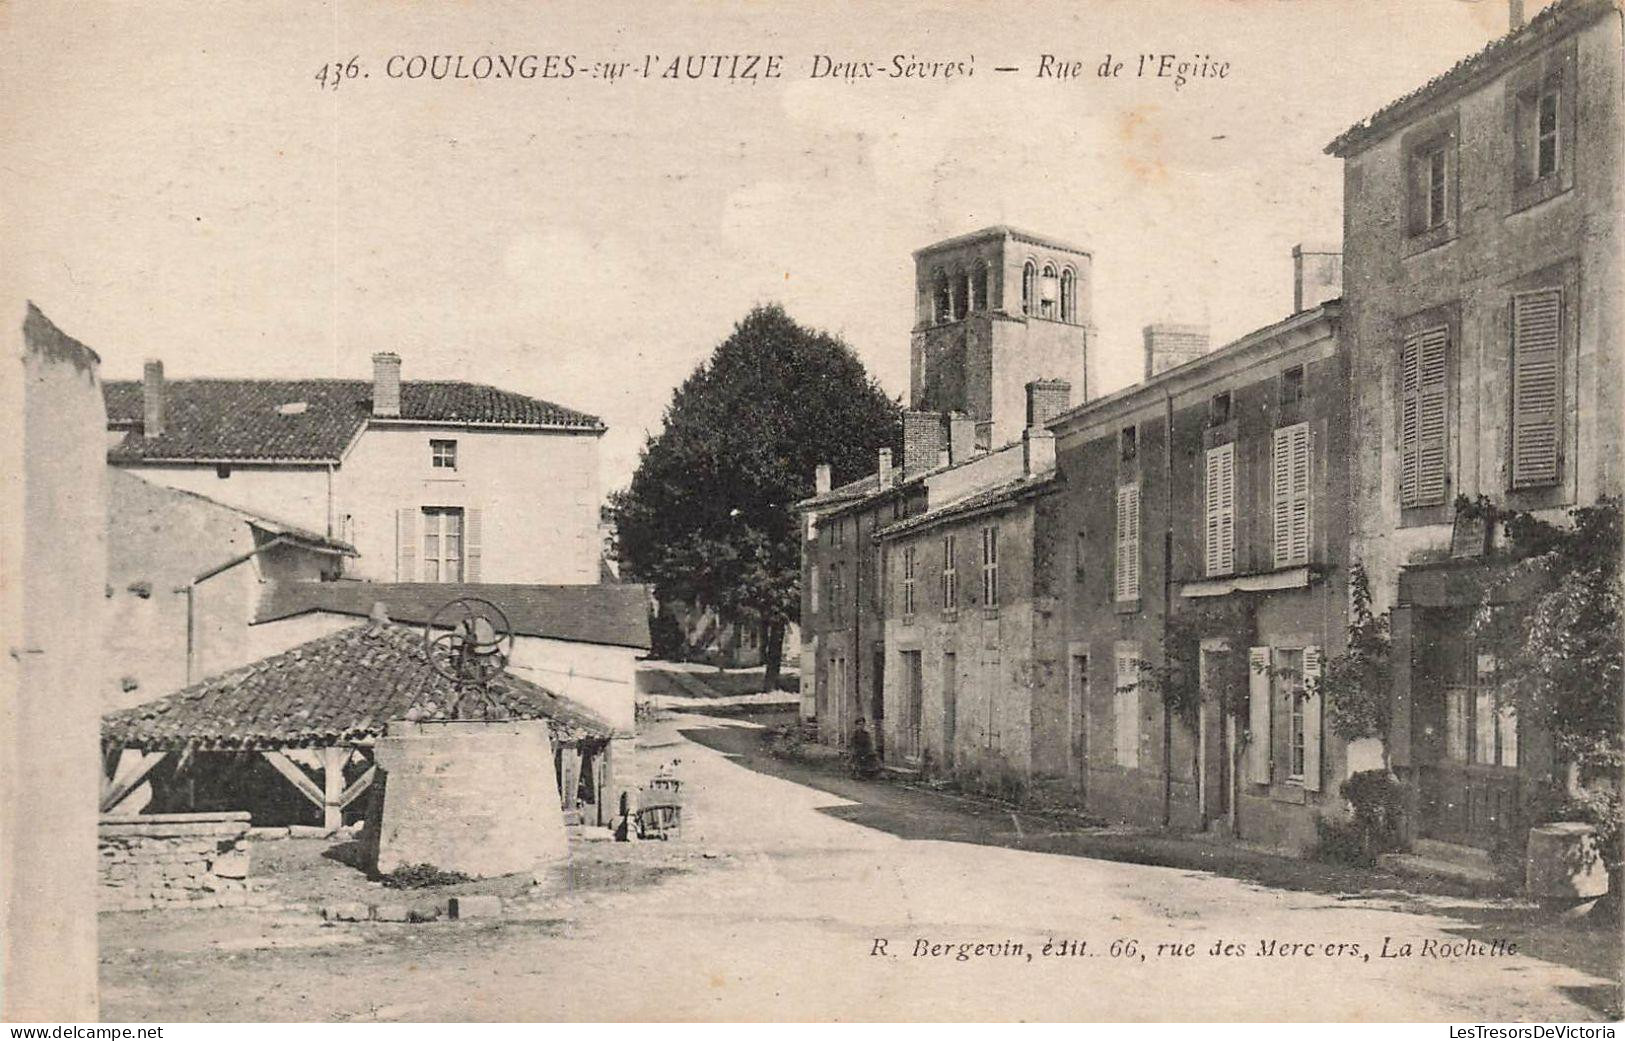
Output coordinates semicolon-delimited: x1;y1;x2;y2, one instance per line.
851;717;878;779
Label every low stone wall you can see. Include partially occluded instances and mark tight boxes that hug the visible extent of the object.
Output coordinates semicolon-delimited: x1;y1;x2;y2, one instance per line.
98;811;252;910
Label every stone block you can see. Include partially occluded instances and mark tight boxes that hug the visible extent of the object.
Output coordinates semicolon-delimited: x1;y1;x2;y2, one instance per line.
448;895;502;920
248;826;290;840
289;825;333;839
212;850;250;879
322;902;370;922
371;904;411;922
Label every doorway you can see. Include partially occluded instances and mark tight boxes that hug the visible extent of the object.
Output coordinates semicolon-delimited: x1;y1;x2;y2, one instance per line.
942;652;957;766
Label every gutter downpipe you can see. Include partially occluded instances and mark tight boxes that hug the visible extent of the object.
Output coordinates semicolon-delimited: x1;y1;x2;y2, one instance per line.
175;535;294;685
1162;384;1175;829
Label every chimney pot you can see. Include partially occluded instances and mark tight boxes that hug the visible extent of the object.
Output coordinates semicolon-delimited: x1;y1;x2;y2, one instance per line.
142;359;165;438
814;463;832;496
372;351;402;418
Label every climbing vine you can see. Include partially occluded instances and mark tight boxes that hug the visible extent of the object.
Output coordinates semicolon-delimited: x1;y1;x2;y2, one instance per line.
1318;563;1392;747
1132;598;1259;730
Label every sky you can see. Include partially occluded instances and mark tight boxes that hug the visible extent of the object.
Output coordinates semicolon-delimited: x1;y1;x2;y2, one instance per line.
0;0;1545;491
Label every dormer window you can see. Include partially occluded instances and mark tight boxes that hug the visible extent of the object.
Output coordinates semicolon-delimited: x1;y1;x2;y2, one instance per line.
431;438;458;470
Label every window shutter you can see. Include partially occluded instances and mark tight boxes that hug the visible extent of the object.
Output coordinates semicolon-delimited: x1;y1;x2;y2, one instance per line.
1116;484;1140;601
1511;289;1562;488
1247;646;1272;785
396;507;418;581
1399;338;1420;507
1115;652;1140;769
1399;329;1449;507
1290;425;1311;566
1302;645;1323;792
1205;444;1234;577
464;508;483;582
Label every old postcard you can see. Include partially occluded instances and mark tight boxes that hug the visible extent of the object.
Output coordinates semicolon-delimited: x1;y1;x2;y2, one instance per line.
1;0;1621;1025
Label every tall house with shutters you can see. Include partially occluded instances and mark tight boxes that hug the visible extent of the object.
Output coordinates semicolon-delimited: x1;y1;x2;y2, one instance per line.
1327;0;1623;853
104;352;605;586
1047;271;1349;853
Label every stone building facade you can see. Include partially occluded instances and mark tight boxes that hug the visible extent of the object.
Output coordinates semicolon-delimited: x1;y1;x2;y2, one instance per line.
104;351;605;586
1327;0;1623;851
1049;296;1350;851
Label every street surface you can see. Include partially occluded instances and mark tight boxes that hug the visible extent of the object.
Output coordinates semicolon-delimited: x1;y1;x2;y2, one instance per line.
101;710;1621;1021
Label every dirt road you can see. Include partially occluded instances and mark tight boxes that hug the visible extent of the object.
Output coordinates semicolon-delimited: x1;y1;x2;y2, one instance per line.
100;712;1620;1021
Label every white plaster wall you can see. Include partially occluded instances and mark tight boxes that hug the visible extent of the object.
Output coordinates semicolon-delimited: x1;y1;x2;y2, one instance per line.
115;463;331;537
507;636;638;735
336;426;601;584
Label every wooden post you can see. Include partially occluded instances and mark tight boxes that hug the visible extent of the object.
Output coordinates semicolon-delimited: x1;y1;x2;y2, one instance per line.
320;747;348;831
559;746;580;815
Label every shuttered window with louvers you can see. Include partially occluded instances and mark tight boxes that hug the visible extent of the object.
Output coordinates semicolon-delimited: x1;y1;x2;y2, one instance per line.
1399;328;1449;507
1511;288;1562;489
1272;423;1312;568
1115;483;1140;602
1204;443;1235;577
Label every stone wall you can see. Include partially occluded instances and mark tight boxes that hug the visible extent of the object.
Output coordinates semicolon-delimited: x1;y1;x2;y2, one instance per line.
98;811;252;910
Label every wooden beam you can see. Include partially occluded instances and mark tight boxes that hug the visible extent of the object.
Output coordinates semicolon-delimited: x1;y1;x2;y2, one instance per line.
260;750;323;809
320;747;348;830
99;751;167;813
337;765;375;810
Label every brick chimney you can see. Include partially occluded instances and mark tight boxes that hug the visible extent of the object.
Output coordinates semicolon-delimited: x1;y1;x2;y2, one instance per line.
1142;324;1210;379
1025;379;1072;429
947;412;977;465
902;411;943;474
814;463;832;496
1509;0;1524;29
142;359;165;437
372;351;402;418
877;447;894;489
1292;244;1343;312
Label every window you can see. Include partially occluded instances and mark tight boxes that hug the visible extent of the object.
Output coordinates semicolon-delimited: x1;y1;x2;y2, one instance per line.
1205;443;1236;577
1399;327;1449;508
1040;264;1058;319
830;563;844;624
1022;261;1036;316
431;439;458;470
1114;484;1140;602
1535;85;1560;181
933;271;951;324
1060;268;1076;324
215;464;231;479
952;271;970;321
1209;392;1231;427
940;533;957;610
1272;422;1312;567
1113;646;1140;769
1074;530;1087;580
901;545;917;616
971;261;988;311
1279;648;1306;779
981;525;999;609
1280;365;1305;406
809;564;820;613
1511;288;1562;489
833;518;844;547
1422;146;1448;230
421;507;464;582
1444;641;1518;768
1119;425;1138;463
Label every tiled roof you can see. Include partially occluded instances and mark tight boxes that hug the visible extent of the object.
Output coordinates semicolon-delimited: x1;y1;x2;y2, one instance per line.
102;621;616;751
874;473;1058;540
257;581;652;650
105;379;604;463
795;472;883;510
1326;0;1614;157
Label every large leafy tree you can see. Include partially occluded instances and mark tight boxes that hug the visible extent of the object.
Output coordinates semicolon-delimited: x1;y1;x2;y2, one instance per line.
611;304;900;686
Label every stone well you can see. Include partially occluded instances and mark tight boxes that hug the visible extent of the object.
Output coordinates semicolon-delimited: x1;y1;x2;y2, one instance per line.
366;719;567;881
